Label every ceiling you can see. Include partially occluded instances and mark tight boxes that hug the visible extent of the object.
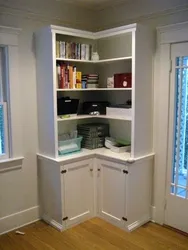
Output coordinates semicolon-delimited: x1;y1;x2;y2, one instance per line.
60;0;129;10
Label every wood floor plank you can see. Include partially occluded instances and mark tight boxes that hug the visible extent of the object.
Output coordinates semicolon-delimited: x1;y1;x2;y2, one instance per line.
1;218;188;250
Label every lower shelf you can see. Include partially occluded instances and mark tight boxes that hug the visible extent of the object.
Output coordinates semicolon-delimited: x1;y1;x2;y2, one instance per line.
57;147;131;163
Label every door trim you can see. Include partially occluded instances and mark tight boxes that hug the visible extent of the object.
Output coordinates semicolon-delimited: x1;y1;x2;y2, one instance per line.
154;21;188;224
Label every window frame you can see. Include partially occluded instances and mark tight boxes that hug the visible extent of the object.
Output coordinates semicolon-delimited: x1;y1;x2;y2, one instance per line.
0;26;23;163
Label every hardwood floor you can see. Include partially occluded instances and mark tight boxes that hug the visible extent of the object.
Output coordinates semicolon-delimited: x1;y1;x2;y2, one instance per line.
0;218;188;250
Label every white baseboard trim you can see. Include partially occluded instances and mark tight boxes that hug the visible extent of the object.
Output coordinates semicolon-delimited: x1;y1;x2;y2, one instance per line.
0;206;40;235
151;205;156;223
42;214;63;232
127;215;151;232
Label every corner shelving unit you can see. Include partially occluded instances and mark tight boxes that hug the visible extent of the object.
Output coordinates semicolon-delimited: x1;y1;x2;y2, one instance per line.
35;24;154;160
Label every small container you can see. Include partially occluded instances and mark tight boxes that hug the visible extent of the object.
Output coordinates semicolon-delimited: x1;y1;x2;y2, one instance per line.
58;136;83;155
110;145;131;153
91;52;99;61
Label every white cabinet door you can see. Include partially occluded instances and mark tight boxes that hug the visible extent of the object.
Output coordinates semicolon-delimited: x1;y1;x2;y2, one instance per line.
97;159;127;228
62;159;94;228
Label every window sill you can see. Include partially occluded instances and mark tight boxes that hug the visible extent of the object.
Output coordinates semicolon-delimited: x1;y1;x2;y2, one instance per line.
0;157;24;173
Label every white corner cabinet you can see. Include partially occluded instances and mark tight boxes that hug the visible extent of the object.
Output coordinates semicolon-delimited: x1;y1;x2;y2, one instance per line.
35;23;154;160
36;23;154;232
38;154;153;232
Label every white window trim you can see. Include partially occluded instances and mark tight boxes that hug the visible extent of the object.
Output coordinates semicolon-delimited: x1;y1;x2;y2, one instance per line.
154;21;188;224
0;26;23;165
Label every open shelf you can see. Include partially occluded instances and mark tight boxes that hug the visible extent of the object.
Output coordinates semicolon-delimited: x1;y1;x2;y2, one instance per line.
57;115;132;122
57;88;132;91
56;56;132;64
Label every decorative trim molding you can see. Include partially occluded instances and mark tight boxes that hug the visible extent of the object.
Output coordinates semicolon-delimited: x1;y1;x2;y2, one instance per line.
0;206;40;235
127;215;151;232
42;214;64;231
0;157;24;173
151;206;156;222
97;4;188;31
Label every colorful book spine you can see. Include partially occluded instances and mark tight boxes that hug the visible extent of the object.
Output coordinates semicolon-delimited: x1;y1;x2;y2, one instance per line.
56;41;60;58
56;63;61;88
73;66;76;89
65;65;69;88
60;64;65;89
69;65;73;89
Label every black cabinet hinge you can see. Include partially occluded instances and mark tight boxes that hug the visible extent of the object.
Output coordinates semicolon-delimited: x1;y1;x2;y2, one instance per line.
122;217;128;221
62;216;68;221
123;170;128;174
61;170;67;174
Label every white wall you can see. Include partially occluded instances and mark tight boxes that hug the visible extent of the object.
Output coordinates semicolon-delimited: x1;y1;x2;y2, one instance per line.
0;0;95;234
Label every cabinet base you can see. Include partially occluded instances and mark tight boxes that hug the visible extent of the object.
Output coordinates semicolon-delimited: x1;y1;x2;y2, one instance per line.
42;214;64;232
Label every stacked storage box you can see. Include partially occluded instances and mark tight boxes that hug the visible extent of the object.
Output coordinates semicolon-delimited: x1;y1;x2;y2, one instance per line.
77;123;109;149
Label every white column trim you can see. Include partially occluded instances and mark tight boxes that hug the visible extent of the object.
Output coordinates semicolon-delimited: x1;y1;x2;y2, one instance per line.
154;21;188;224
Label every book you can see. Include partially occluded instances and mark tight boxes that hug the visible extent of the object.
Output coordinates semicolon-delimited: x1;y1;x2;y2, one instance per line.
56;41;60;58
73;66;76;89
56;63;61;88
60;41;66;58
65;66;69;89
69;65;73;89
86;44;90;60
60;64;65;89
81;44;86;60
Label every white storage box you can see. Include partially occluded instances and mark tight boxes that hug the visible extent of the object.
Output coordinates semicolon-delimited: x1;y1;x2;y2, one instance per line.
106;107;132;118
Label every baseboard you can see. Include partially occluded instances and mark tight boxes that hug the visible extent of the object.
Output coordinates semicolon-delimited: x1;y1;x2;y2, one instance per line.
42;214;63;232
151;205;156;222
0;206;40;235
127;214;151;232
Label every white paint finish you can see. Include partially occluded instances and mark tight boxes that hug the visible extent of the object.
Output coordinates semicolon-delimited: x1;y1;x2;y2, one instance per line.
57;115;132;122
39;153;153;232
97;159;127;228
35;29;57;158
127;159;153;225
132;25;154;158
0;206;39;235
57;88;132;91
154;22;188;225
0;157;23;173
165;42;188;233
63;159;94;227
38;159;62;225
56;56;132;63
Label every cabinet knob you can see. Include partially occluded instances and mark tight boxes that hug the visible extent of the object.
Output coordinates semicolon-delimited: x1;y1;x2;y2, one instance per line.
90;168;93;172
97;168;101;171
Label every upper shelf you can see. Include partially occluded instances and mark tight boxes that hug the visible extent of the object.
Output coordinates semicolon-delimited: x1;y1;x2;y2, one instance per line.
56;56;132;64
57;88;132;91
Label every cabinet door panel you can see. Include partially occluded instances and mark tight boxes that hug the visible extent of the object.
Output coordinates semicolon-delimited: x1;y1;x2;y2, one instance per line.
63;159;94;227
98;159;127;227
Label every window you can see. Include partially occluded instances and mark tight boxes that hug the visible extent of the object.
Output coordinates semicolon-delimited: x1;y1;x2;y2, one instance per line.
0;47;9;159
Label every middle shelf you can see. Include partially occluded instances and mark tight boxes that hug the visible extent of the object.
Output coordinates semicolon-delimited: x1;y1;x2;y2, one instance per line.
57;114;132;122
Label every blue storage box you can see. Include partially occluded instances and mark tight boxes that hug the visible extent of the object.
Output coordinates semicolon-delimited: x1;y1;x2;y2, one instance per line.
58;136;83;156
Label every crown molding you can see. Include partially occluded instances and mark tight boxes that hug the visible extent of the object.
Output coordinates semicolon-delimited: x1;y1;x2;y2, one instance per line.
0;4;95;31
96;3;188;31
0;25;21;35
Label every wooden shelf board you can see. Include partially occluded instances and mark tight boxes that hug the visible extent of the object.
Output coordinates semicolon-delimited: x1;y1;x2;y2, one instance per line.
56;56;132;64
57;115;132;122
57;88;132;91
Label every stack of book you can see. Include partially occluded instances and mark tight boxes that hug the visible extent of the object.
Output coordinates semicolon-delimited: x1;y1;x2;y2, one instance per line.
56;41;92;61
77;123;109;149
86;74;99;88
56;62;82;89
